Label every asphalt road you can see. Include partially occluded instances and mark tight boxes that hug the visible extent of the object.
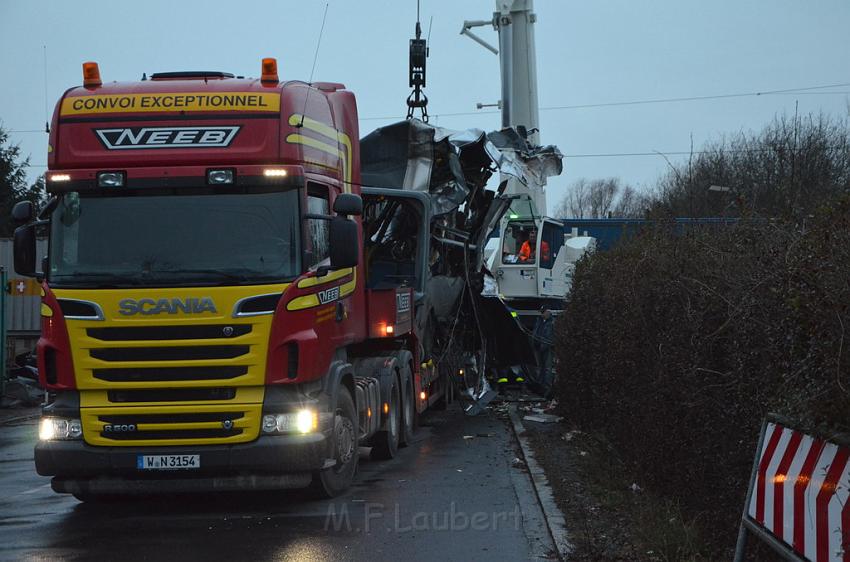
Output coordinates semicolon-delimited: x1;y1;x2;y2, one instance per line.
0;406;556;562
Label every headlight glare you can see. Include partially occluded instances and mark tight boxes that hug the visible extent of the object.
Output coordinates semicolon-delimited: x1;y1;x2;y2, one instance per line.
39;417;83;441
296;409;317;434
261;410;318;435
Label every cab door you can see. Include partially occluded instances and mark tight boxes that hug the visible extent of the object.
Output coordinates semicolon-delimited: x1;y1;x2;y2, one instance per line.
537;219;567;298
496;220;539;298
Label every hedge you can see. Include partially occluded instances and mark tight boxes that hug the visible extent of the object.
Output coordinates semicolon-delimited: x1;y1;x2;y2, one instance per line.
554;197;850;554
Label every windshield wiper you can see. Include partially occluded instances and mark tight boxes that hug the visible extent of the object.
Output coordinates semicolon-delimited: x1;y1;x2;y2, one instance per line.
57;271;144;287
171;269;250;282
57;269;277;287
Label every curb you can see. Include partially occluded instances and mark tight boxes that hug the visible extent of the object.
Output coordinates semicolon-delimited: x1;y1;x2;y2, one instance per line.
509;406;573;561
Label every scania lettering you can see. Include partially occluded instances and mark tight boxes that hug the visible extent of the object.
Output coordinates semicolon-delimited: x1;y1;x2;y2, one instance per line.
118;297;218;315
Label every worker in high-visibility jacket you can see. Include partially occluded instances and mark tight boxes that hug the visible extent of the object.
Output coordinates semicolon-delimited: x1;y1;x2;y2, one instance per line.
518;229;549;263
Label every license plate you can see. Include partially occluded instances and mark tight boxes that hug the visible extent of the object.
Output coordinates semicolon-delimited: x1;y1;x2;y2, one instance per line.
137;454;200;470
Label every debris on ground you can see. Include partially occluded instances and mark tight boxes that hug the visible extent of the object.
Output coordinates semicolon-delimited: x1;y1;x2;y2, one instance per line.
523;413;563;424
464;386;498;416
2;378;44;407
511;457;526;468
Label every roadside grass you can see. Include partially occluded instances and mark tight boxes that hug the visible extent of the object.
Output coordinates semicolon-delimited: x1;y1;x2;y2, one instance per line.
578;430;710;561
526;420;713;561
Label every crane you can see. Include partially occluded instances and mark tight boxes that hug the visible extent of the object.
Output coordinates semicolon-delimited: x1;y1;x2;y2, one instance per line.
462;0;596;328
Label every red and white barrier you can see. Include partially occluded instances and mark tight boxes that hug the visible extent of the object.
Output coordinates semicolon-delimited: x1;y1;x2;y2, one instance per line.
740;421;850;562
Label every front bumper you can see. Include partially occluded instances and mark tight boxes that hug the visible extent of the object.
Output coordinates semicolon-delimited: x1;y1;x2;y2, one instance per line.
36;432;329;493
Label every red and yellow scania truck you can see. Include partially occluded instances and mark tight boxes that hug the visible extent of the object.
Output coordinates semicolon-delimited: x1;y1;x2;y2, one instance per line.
12;59;454;500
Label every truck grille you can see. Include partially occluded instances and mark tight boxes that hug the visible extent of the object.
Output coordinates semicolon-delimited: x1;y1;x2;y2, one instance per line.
93;366;248;382
107;388;237;403
87;324;252;341
81;403;263;446
75;318;265;388
54;284;289;447
102;428;243;440
99;412;241;424
98;411;245;440
90;345;250;362
77;320;263;445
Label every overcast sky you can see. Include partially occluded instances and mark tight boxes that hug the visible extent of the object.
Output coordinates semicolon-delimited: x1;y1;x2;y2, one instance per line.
1;0;849;207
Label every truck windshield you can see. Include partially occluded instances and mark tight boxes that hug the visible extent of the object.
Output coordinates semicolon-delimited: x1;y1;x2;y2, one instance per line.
48;189;301;287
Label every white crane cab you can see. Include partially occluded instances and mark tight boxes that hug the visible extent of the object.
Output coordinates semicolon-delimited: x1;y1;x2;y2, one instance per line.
498;218;565;298
494;219;596;322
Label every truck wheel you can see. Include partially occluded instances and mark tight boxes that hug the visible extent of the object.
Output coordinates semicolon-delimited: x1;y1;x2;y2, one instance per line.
370;378;400;460
399;366;416;447
311;387;358;498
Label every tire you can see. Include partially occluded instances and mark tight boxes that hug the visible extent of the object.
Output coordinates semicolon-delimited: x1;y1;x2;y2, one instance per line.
370;377;400;460
311;387;359;498
399;366;416;448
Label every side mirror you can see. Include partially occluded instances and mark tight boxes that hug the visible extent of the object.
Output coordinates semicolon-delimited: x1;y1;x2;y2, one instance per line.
329;216;359;269
13;224;38;277
12;201;34;225
333;193;362;216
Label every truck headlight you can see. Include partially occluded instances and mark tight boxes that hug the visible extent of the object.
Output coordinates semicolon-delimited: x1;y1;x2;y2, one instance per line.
97;171;125;188
262;409;318;435
39;417;83;441
295;409;317;434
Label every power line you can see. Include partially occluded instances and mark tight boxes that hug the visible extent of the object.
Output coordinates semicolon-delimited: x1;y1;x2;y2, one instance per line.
358;81;850;121
540;82;850;112
8;83;849;132
565;145;848;159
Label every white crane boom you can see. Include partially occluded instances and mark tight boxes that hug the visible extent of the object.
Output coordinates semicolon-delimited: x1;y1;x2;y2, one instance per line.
462;0;546;214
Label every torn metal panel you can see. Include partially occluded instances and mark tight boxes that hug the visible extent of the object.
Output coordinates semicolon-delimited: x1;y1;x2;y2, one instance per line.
361;120;472;216
427;276;465;320
361;119;562;220
360;118;557;400
487;128;564;194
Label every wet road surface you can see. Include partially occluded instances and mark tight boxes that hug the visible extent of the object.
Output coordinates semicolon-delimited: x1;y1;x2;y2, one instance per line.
0;407;555;561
